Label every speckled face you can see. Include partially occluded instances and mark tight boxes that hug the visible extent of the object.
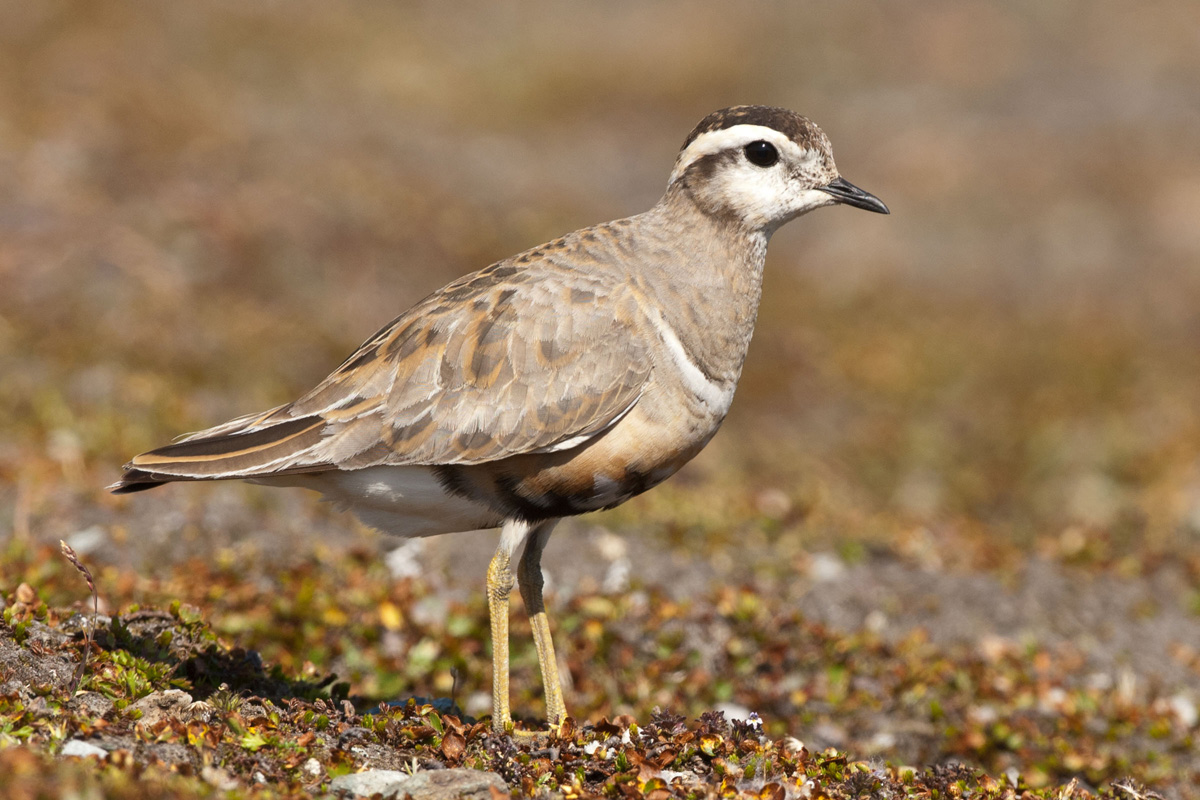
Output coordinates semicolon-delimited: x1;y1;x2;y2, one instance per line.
669;105;843;233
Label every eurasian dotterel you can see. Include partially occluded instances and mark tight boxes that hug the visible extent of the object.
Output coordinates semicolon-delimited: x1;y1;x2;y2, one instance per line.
112;105;889;732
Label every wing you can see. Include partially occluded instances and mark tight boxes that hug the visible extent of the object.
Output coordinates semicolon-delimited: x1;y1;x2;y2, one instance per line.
112;254;652;491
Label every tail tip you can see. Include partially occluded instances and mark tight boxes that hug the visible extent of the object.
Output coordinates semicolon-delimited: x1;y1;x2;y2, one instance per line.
109;469;167;494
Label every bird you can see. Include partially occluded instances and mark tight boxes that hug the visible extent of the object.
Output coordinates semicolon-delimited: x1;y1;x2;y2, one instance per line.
111;105;888;733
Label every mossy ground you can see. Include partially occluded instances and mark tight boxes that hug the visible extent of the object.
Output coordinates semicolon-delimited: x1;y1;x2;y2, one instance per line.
2;538;1194;797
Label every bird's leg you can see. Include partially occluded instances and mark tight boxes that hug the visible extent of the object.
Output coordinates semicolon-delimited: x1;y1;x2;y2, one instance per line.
518;519;566;728
488;520;532;733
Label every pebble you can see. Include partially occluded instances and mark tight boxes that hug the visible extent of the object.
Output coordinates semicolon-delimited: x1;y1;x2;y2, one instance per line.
329;768;507;799
65;525;108;556
68;691;114;719
807;552;846;582
714;701;752;722
129;689;194;727
60;739;107;759
200;766;239;791
1169;693;1198;728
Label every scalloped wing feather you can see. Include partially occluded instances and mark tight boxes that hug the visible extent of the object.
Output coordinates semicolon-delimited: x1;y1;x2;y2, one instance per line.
112;246;653;489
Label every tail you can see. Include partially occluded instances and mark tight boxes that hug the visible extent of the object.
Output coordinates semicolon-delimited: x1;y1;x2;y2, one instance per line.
109;415;332;494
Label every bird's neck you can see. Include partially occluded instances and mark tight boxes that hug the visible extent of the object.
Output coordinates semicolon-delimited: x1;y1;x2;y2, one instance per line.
632;186;771;385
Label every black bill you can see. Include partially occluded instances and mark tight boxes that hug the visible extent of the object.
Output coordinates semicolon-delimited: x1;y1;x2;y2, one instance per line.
819;176;890;214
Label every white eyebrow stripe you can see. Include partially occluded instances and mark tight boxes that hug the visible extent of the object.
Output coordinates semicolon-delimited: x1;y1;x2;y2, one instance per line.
669;124;811;184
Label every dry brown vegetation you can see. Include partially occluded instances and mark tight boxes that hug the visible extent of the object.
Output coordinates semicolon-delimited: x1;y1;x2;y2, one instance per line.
3;2;1200;797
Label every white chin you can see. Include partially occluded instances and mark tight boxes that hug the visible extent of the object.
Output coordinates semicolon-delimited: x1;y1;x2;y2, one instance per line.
792;189;838;216
763;192;835;233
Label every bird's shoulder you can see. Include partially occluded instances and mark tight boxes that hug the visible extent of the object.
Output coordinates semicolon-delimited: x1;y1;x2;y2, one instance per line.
266;216;659;465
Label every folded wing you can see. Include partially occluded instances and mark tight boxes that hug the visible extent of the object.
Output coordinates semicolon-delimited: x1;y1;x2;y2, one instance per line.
111;259;651;493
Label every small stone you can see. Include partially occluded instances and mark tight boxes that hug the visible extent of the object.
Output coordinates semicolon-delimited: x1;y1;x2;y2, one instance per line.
129;689;194;727
330;770;410;797
714;702;752;722
68;691;115;719
385;539;426;579
60;739;108;759
201;766;239;790
16;583;37;605
807;552;845;582
863;609;888;633
867;730;896;752
66;525;108;556
302;758;322;779
1170;693;1198;728
812;722;847;747
657;769;701;789
582;741;606;757
977;634;1015;663
593;530;628;561
754;487;793;519
780;736;806;757
330;768;507;799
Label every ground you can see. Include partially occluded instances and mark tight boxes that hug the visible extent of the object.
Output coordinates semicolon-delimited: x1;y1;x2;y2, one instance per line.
1;536;1197;797
4;2;1200;798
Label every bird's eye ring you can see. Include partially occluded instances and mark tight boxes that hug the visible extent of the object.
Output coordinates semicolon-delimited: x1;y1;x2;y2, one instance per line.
744;140;779;167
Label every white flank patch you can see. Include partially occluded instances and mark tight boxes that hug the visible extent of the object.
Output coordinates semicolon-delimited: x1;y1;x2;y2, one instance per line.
538;431;598;452
645;308;736;414
255;465;498;538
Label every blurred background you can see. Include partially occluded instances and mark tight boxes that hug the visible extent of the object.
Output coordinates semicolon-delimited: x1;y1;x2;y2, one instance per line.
3;0;1200;704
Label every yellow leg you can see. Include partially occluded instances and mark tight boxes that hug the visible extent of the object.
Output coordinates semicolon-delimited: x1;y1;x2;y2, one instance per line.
486;543;516;733
518;521;567;727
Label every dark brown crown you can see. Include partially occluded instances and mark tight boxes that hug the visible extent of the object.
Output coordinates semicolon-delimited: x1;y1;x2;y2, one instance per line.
681;105;824;151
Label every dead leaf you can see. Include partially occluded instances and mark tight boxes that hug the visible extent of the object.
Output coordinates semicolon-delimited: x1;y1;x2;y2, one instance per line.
16;583;36;605
441;730;465;762
758;783;785;800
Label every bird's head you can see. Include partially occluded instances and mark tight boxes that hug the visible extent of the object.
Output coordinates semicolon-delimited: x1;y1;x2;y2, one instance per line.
669;105;889;234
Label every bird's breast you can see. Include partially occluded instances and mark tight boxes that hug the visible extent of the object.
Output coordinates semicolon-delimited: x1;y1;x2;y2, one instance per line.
437;398;724;522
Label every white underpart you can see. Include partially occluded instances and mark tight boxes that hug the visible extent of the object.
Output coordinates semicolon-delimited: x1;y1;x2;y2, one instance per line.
497;517;537;558
254;465;497;538
645;307;736;414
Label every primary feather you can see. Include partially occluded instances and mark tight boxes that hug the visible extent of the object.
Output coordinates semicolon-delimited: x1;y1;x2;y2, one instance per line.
111;223;655;493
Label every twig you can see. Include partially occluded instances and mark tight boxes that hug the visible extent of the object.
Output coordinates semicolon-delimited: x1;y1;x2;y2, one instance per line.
1113;781;1164;800
59;540;98;695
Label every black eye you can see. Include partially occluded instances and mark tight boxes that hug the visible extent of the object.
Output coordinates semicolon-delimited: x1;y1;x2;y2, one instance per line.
743;140;778;167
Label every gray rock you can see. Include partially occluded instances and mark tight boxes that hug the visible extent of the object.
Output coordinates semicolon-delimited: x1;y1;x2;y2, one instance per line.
329;770;409;797
68;691;114;719
330;768;507;799
714;701;753;722
129;689;194;727
200;765;239;791
60;739;108;759
66;525;108;556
